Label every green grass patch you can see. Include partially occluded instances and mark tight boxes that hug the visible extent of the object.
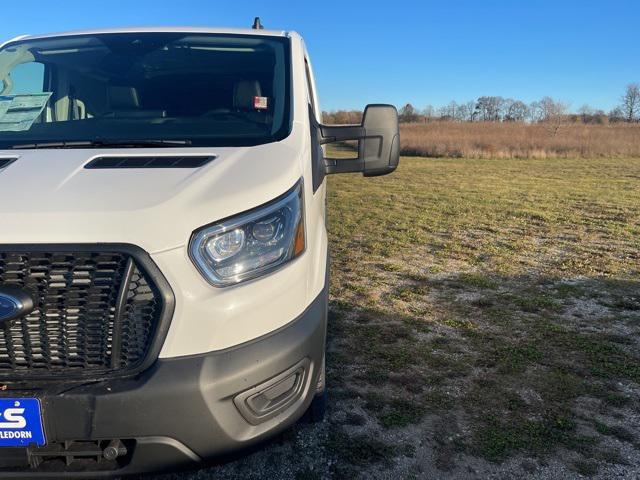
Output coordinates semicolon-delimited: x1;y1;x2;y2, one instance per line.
513;293;561;313
328;428;398;466
458;272;498;289
378;397;426;429
573;460;599;476
440;317;476;329
325;153;640;473
595;422;635;443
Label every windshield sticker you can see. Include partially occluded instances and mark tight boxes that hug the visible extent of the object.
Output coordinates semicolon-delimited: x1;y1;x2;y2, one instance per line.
253;96;269;110
0;93;52;132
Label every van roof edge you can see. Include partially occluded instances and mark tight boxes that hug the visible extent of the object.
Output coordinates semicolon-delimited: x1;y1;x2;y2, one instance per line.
11;27;288;44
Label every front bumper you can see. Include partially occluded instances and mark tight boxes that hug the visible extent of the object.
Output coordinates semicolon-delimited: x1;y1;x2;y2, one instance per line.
0;285;327;478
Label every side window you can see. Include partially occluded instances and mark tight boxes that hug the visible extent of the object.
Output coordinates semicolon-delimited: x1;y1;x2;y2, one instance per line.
8;62;45;94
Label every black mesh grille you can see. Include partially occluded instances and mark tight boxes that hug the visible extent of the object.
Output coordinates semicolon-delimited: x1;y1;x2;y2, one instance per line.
0;250;164;378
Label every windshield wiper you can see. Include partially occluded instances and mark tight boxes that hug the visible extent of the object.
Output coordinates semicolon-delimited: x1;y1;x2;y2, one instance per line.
11;139;192;149
92;139;193;148
11;141;94;150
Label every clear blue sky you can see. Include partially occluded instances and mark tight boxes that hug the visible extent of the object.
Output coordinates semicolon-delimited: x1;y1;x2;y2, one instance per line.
3;0;638;112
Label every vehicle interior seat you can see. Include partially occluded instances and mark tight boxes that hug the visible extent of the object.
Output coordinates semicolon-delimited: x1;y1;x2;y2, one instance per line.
107;86;166;118
233;80;262;110
232;80;270;123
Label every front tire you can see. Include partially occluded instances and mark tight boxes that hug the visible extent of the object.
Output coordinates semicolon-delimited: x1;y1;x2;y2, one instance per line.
307;389;327;423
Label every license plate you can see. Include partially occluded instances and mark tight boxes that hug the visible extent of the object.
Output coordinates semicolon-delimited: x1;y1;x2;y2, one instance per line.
0;398;46;447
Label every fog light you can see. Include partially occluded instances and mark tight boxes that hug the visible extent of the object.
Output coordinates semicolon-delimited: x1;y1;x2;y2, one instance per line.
234;358;310;425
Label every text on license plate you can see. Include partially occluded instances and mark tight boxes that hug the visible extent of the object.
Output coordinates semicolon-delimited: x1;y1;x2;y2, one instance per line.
0;398;46;447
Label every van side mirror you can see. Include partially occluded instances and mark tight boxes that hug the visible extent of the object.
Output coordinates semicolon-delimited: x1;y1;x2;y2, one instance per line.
318;104;400;177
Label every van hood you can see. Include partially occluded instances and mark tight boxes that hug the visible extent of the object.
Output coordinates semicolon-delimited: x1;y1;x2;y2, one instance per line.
0;137;303;253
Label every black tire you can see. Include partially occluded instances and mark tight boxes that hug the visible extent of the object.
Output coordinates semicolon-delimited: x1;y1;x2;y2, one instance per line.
306;389;327;423
301;356;327;424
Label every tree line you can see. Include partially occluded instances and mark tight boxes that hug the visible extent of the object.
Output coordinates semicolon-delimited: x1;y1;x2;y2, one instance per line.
322;83;640;125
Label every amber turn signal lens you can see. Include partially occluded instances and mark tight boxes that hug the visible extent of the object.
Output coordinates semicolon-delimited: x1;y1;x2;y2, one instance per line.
294;220;305;256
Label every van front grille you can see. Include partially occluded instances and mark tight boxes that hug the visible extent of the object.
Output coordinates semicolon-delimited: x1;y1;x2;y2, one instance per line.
0;247;172;380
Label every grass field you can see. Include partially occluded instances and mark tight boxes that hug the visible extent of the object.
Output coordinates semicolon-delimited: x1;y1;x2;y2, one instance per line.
401;122;640;159
152;154;640;479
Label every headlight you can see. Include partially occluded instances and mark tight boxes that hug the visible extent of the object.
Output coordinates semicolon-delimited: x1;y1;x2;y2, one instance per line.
190;181;305;287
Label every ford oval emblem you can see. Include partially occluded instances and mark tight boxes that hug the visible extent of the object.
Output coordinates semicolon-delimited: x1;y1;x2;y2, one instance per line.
0;295;21;321
0;287;34;326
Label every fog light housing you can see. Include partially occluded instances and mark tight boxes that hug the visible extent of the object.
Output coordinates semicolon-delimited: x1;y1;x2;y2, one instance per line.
233;358;310;425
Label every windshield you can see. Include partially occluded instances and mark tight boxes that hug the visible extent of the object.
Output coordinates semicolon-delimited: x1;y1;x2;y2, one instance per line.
0;33;291;149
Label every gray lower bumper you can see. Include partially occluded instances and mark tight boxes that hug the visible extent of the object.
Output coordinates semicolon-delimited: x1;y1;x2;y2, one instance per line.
0;285;328;478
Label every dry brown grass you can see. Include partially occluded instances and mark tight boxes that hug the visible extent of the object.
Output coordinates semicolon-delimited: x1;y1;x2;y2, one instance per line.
400;121;640;158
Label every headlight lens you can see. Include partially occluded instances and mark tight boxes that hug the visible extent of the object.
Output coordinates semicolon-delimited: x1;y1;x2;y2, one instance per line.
190;181;305;287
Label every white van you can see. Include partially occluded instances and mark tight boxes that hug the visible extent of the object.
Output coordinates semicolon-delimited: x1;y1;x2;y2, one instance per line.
0;22;398;476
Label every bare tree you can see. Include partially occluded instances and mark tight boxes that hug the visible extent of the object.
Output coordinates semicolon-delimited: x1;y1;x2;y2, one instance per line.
399;103;420;123
475;96;504;121
530;97;568;125
577;105;607;124
620;83;640;122
445;101;459;121
578;104;593;121
504;99;529;122
436;104;454;121
454;101;475;122
421;105;436;122
538;97;557;121
539;97;569;136
503;98;515;120
529;101;543;123
609;107;625;123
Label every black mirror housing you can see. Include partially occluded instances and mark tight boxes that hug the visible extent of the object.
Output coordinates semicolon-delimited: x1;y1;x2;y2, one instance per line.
319;104;399;177
359;104;400;177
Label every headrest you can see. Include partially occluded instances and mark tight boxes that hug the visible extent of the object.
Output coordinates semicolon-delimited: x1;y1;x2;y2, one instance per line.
109;86;140;110
233;80;262;110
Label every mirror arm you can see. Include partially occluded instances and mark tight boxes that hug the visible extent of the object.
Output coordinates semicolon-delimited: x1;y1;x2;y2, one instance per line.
318;125;366;145
324;157;364;174
317;123;367;174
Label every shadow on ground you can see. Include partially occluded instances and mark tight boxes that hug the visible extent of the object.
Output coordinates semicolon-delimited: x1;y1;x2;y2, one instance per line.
144;273;639;480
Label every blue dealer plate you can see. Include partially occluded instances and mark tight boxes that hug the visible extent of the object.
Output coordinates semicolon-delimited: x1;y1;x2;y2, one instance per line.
0;398;46;447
